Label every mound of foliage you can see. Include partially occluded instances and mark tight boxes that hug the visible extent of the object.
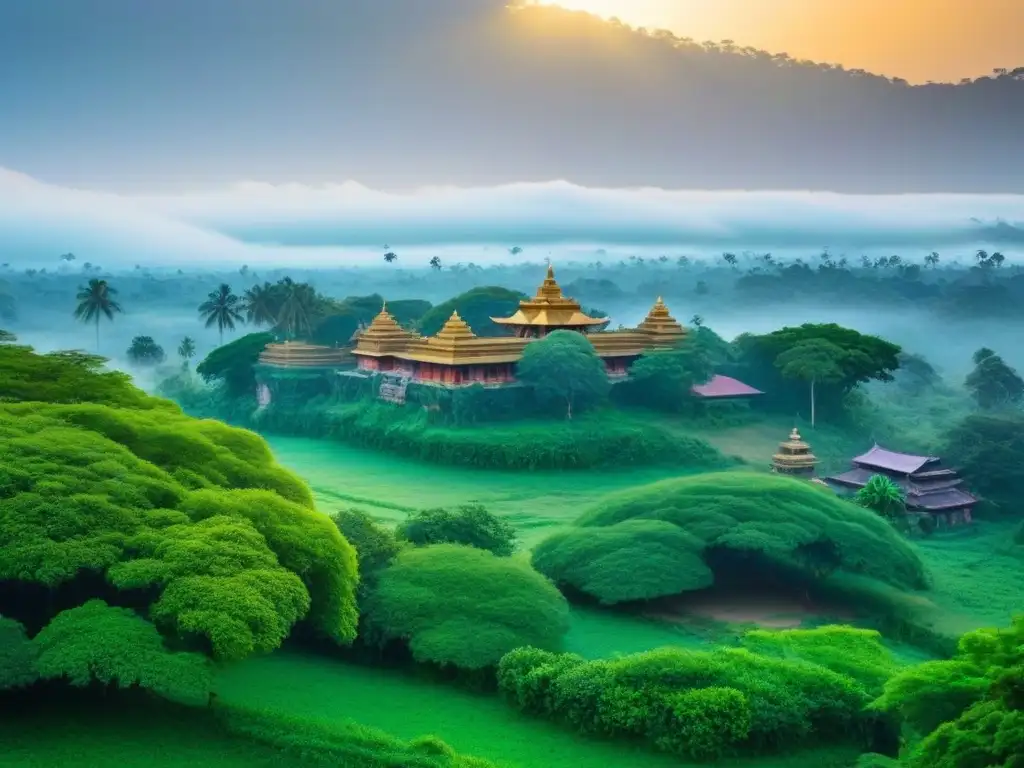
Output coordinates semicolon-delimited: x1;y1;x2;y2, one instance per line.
318;402;726;470
498;627;892;760
126;335;167;366
869;614;1023;767
532;472;927;605
397;504;517;556
364;544;570;670
516;330;610;419
417;286;525;337
0;342;358;677
196;331;275;396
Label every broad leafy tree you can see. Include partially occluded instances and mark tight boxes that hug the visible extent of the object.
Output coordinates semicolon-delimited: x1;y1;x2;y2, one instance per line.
628;338;714;412
125;335;166;366
196;332;276;396
774;338;846;427
965;347;1024;410
517;330;610;419
198;283;244;345
73;278;123;351
943;411;1024;513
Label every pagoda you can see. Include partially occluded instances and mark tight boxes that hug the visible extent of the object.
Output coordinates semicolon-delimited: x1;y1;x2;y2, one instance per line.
825;445;977;526
771;428;818;477
491;265;610;337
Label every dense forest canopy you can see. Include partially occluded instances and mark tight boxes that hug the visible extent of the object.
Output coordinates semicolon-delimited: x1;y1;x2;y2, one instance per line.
2;0;1021;192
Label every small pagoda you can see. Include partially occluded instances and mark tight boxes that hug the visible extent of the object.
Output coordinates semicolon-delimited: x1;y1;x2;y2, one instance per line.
771;428;818;477
491;265;610;338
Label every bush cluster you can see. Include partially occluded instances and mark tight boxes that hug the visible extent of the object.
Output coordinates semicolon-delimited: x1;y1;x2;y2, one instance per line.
397;504;517;556
363;544;570;670
0;343;359;681
318;402;726;470
532;471;927;604
871;614;1023;767
497;638;882;760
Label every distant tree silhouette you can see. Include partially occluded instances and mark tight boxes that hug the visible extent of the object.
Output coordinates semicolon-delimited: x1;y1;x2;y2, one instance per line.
73;279;123;351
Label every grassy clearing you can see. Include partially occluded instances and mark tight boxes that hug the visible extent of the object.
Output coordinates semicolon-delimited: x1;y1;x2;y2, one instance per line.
215;650;863;768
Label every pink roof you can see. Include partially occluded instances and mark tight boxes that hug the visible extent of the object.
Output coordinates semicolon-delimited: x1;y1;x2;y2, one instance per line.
853;445;936;475
691;374;763;399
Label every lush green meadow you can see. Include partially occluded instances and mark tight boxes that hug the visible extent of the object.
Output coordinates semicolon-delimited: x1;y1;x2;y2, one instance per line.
267;432;1024;648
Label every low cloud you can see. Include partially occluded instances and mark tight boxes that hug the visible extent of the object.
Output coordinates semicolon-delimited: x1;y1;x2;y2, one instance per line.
1;167;1021;269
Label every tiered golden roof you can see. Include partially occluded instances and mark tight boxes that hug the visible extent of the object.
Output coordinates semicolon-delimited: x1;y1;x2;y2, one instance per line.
257;341;353;368
636;296;687;346
354;303;418;357
491;265;609;329
772;428;819;474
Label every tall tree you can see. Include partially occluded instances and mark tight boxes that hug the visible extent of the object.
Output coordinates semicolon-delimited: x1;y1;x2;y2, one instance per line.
276;279;318;340
73;278;123;351
429;256;442;271
240;282;280;328
177;336;197;370
774;338;845;427
628;339;714;413
517;330;610;419
965;347;1024;410
198;284;244;346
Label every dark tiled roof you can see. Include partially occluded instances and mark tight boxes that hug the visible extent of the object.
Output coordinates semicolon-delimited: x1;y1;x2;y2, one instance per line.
852;445;937;474
691;374;763;399
907;488;978;511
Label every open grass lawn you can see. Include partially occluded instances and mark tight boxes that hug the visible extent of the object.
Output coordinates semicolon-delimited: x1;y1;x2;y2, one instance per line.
0;704;269;768
216;650;862;768
269;430;1024;649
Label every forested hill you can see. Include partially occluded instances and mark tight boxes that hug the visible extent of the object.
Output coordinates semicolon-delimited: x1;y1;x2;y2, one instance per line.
2;0;1022;193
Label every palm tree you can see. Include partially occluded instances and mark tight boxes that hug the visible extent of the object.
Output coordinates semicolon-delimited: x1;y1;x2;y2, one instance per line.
74;278;123;351
276;279;318;340
855;475;906;523
240;282;279;327
198;283;244;345
178;336;197;370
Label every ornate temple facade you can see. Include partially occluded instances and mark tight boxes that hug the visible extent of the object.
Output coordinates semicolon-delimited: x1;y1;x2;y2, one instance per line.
825;445;978;526
350;266;689;387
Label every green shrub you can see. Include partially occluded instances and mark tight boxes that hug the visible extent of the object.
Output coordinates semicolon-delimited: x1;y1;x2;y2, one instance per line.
196;332;275;396
740;625;899;694
332;509;403;600
532;472;927;604
397;504;517;556
0;343;358;666
33;600;213;705
498;642;876;759
364;544;570;669
319;402;726;470
873;615;1024;765
0;616;38;690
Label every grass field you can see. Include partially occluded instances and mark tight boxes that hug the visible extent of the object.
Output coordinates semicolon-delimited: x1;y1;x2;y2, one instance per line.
268;431;1024;646
215;650;862;768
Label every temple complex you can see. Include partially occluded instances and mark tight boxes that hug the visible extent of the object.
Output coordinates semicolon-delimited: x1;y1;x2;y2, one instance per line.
256;266;760;401
771;428;818;477
825;445;978;526
350;266;689;386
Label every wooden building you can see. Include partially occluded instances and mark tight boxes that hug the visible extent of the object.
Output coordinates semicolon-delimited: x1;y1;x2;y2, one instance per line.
825;445;977;526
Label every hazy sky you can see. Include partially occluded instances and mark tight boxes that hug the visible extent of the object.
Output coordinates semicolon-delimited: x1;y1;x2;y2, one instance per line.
541;0;1023;83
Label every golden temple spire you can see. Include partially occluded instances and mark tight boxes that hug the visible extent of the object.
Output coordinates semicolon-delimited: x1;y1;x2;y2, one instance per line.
772;427;817;476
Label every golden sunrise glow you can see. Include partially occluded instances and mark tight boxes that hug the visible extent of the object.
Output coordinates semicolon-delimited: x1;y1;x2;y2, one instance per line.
534;0;1024;83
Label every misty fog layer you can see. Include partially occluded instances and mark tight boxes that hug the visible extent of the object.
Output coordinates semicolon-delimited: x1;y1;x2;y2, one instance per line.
1;168;1021;269
1;1;1022;193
